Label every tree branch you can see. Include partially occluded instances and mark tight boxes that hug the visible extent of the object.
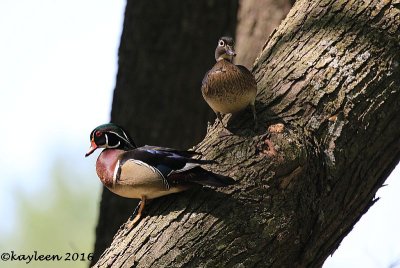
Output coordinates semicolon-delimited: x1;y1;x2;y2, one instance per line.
94;0;400;267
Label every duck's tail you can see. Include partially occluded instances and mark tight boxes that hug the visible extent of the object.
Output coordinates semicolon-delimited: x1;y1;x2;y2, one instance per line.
170;166;236;187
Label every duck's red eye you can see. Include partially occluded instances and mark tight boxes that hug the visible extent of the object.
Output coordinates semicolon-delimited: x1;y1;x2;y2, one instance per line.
95;131;102;137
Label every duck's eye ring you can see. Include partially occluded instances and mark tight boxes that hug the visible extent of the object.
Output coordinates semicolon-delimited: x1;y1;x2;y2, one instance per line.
95;131;102;137
218;40;225;46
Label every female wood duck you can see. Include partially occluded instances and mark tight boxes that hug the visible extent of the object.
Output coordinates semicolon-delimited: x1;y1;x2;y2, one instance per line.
85;123;235;225
201;36;258;129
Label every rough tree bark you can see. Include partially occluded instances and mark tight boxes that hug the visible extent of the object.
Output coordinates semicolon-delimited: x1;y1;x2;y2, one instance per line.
91;0;239;264
91;0;294;264
94;0;400;267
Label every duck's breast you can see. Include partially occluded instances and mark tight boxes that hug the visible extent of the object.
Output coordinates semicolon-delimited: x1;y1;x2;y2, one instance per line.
202;61;257;113
112;160;190;199
96;149;124;188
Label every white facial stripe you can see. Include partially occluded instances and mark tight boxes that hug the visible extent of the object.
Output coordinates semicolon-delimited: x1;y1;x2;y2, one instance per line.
104;132;121;148
109;131;130;145
108;140;121;149
121;130;129;141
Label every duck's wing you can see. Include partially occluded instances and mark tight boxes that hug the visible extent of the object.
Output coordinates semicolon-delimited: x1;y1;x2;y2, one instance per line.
168;166;236;187
201;69;211;87
236;64;252;75
140;145;202;158
118;147;213;188
237;65;257;86
138;147;235;186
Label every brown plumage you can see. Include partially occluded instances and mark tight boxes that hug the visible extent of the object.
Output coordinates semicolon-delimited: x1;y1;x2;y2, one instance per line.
86;123;236;226
201;36;257;128
95;148;192;200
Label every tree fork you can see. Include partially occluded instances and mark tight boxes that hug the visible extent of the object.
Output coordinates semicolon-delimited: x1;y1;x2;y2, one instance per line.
94;0;400;267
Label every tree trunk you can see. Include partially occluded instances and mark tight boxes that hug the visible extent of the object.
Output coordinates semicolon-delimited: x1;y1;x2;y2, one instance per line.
91;0;239;264
93;0;400;267
235;0;293;68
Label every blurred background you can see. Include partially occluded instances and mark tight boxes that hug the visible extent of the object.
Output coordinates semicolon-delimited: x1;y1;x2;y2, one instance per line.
0;1;398;267
0;1;124;267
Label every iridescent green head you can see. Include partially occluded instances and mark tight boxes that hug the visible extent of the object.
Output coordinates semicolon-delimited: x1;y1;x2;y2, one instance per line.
85;123;136;157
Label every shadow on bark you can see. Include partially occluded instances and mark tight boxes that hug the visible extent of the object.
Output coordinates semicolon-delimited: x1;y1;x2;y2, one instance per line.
92;0;400;267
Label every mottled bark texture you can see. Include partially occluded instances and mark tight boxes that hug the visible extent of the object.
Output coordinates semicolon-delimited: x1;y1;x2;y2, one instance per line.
94;0;400;267
91;0;239;265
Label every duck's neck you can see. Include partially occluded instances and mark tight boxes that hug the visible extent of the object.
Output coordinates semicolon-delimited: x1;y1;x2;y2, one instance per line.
96;149;124;187
216;57;233;63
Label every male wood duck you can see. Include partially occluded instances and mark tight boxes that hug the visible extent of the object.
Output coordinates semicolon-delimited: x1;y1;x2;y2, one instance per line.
201;36;258;129
85;123;235;225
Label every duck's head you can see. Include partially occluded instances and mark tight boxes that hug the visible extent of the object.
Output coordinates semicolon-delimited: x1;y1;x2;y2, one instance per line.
85;123;136;157
215;36;236;62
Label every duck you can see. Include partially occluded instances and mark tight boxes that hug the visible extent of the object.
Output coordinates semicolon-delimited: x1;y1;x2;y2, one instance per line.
85;123;235;225
201;36;258;129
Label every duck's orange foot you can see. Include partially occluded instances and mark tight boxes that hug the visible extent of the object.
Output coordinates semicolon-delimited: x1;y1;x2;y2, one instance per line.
127;196;146;228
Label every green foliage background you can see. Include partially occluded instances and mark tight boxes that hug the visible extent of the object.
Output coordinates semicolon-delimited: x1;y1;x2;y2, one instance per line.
0;160;100;268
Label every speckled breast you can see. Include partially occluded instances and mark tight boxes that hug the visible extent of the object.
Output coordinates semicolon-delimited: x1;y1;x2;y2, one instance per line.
202;60;257;114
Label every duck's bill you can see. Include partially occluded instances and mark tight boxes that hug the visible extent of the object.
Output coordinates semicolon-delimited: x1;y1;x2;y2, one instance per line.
226;47;236;56
85;141;98;157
